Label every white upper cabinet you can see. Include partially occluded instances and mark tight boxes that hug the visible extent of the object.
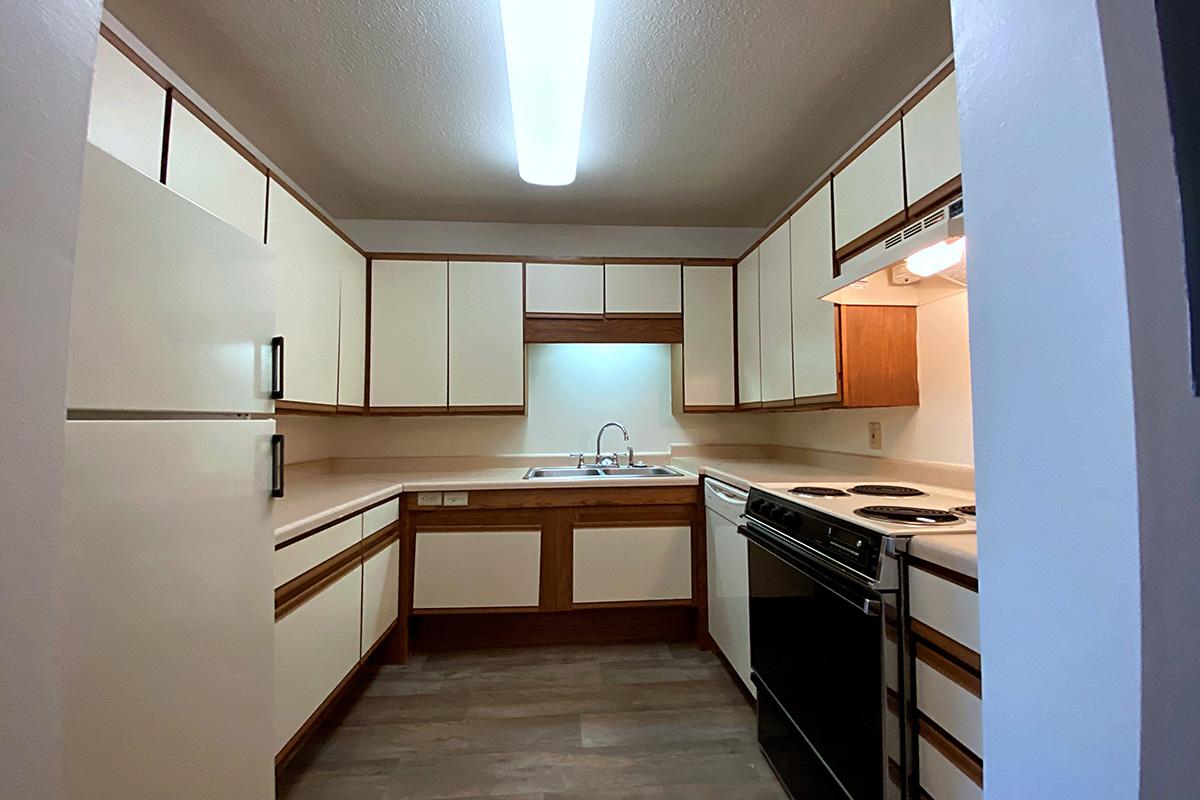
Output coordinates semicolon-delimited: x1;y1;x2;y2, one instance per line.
604;264;682;314
69;145;276;414
682;266;735;408
833;122;906;250
88;36;165;180
790;183;840;400
166;103;267;242
903;70;962;207
369;260;449;409
757;225;794;403
525;262;604;315
267;179;341;407
736;249;762;404
449;261;525;408
337;246;367;409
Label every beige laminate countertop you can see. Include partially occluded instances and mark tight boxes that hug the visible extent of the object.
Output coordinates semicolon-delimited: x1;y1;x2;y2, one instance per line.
908;534;979;579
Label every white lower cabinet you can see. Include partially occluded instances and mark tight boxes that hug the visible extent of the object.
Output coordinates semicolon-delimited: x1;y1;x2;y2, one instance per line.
573;526;692;603
273;565;362;753
361;540;401;656
704;488;752;695
413;529;542;609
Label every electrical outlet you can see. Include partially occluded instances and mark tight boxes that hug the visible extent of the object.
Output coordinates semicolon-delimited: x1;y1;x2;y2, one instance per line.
417;491;443;506
868;422;882;450
443;491;469;507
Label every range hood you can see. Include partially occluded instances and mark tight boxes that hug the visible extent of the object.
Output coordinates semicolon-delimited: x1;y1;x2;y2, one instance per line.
822;197;966;306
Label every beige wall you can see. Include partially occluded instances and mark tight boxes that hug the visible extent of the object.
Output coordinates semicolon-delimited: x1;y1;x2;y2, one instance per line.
770;291;974;467
280;344;772;461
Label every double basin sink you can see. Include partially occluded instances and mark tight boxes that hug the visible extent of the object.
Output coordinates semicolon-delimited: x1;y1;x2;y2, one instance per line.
523;465;683;480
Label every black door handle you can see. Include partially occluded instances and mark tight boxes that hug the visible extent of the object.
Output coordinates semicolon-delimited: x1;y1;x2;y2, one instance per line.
270;434;285;498
270;336;285;400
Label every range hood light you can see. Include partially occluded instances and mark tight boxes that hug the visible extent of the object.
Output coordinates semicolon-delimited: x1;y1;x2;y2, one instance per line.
499;0;596;186
905;238;965;277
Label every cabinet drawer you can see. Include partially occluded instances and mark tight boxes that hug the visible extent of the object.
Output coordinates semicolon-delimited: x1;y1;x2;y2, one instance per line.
363;498;399;537
918;732;982;800
573;526;692;603
909;566;980;653
274;515;362;588
413;529;541;609
361;539;400;655
273;565;362;753
916;651;982;758
526;263;604;315
604;263;681;314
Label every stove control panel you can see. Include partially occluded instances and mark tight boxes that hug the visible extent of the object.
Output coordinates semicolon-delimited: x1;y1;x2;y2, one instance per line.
745;489;882;579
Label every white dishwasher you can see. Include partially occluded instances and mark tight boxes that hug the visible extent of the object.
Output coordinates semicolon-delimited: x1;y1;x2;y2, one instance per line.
704;479;754;696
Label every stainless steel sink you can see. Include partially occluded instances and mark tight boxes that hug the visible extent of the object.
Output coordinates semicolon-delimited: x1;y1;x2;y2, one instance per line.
523;465;682;480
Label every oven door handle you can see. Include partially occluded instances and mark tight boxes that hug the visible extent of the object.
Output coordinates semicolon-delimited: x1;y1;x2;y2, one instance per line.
742;524;882;617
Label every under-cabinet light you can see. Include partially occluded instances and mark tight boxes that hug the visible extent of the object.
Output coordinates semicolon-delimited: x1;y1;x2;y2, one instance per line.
499;0;595;186
906;238;966;277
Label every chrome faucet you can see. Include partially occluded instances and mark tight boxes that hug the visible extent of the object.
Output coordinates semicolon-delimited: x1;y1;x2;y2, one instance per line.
595;421;629;467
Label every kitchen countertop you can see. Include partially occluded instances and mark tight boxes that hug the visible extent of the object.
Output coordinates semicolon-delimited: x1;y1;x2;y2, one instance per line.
275;455;979;580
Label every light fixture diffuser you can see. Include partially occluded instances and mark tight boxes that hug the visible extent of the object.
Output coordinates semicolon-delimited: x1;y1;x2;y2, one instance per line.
906;238;966;277
499;0;595;186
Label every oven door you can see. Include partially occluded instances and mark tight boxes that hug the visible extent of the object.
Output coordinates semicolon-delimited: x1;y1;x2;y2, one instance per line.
744;522;889;800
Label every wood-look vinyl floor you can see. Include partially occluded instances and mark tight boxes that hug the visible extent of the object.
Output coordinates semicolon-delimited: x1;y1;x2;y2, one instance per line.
277;642;787;800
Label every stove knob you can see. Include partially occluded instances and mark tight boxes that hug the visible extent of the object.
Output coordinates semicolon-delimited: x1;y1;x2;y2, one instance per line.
749;499;765;515
780;510;799;527
770;506;788;524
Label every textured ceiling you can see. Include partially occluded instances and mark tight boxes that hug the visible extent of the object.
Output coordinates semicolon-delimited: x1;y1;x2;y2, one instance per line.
106;0;953;227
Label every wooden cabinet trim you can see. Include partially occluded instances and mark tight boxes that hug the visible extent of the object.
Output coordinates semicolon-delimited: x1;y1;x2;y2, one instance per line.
362;522;401;560
909;557;979;592
901;59;956;115
918;714;984;788
99;23;170;89
363;252;736;266
907;176;964;221
274;542;362;621
402;486;699;511
911;619;982;674
833;209;909;264
915;639;982;697
274;399;338;415
524;316;683;344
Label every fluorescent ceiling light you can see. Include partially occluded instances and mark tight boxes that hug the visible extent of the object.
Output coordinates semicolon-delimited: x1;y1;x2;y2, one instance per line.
906;238;966;277
499;0;595;186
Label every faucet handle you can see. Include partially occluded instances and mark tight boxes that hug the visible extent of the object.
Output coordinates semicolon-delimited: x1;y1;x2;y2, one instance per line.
569;452;585;468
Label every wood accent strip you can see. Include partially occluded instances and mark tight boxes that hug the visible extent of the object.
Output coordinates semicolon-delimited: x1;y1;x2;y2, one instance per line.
335;404;366;415
736;401;764;411
539;509;572;611
603;312;682;320
833;112;903;177
273;399;338;415
911;619;982;674
524;311;606;320
403;486;699;511
916;638;982;697
158;89;173;184
365;253;735;266
367;252;529;263
833;209;910;263
368;405;448;416
838;306;919;408
918;714;984;788
171;91;268;175
682;405;740;413
99;23;170;88
570;598;693;610
362;523;400;561
274;542;362;620
907;176;964;221
412;605;541;616
909;556;979;592
364;258;373;410
901;60;956;114
408;606;696;651
446;405;526;416
523;316;683;344
760;398;796;409
572;504;696;526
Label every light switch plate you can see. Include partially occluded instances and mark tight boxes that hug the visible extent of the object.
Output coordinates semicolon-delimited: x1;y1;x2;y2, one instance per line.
868;422;882;450
443;491;469;507
417;491;444;506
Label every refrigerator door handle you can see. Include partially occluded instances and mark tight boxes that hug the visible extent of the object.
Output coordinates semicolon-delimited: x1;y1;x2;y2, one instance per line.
270;434;285;498
270;336;285;400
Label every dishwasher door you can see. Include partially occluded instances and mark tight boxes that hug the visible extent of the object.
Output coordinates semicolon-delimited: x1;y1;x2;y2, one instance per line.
704;479;753;695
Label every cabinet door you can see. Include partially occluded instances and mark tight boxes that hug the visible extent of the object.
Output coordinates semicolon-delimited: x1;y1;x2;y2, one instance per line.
833;122;906;250
449;261;524;408
69;145;276;414
682;266;735;408
903;70;961;209
604;263;681;314
273;565;362;753
526;262;604;315
166;102;267;241
736;250;762;404
87;36;165;180
790;183;840;400
757;225;794;402
413;530;541;609
268;178;341;407
573;526;692;603
337;246;367;409
361;540;400;656
369;260;448;409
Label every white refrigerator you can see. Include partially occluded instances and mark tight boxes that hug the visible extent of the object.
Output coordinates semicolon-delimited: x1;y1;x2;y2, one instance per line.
62;145;279;798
